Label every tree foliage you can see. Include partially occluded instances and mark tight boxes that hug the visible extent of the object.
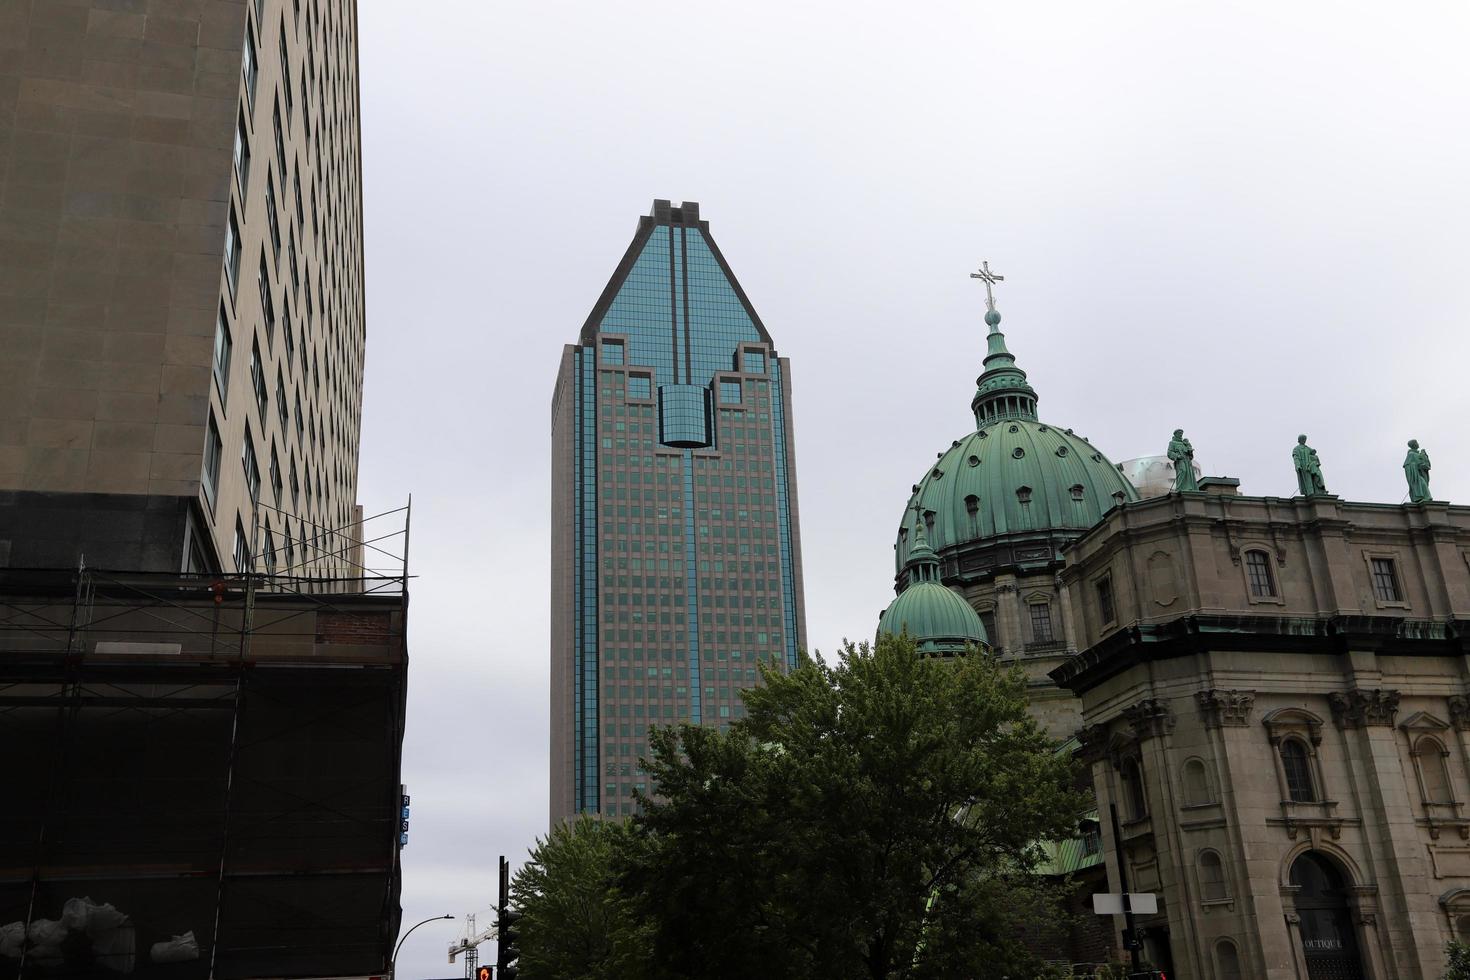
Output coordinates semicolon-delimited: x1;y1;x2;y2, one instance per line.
615;632;1088;979
1446;941;1470;980
509;816;650;980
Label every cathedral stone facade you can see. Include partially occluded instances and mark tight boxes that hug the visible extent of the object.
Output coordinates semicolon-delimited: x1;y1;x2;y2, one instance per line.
1054;490;1470;979
884;271;1468;978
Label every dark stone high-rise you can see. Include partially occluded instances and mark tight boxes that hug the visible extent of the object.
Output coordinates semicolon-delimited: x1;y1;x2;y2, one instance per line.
550;201;807;822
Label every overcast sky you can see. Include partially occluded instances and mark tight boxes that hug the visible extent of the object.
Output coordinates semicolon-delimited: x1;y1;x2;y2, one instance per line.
355;1;1470;973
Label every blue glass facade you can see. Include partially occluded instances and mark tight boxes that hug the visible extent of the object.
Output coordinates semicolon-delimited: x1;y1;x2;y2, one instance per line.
556;202;806;818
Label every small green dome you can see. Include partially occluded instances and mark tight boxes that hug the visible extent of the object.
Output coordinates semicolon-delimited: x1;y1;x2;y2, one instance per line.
879;581;989;655
880;507;989;655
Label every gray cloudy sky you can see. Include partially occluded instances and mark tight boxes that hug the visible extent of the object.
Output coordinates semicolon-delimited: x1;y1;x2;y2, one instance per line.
355;1;1470;972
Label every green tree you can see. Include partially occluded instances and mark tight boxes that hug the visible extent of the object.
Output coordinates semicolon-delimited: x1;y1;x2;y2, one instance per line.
1446;940;1470;980
509;815;652;980
617;632;1087;980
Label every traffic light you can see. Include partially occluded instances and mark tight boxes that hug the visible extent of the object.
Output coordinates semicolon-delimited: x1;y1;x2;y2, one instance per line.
495;856;521;980
476;967;491;980
496;910;522;978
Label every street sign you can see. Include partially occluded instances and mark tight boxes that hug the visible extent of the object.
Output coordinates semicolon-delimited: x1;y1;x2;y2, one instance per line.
1092;892;1158;915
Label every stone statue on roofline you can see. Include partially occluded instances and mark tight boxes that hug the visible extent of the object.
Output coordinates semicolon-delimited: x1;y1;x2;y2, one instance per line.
1168;429;1198;493
1293;435;1328;496
1404;439;1432;503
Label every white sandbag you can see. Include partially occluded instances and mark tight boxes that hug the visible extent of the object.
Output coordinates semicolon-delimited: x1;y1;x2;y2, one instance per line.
0;921;23;959
150;931;199;964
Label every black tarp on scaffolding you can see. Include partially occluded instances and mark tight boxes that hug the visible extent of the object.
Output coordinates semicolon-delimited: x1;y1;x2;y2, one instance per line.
0;568;408;979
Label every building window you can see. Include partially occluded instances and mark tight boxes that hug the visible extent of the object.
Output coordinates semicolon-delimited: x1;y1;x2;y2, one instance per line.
269;444;283;507
1245;549;1277;598
293;166;305;230
1216;939;1243;980
283;521;295;572
242;428;261;504
262;518;277;573
278;25;293;118
1028;602;1054;643
719;381;742;404
295;392;305;442
265;176;281;263
1080;820;1101;855
282;299;295;363
1182;758;1213;806
276;369;289;428
234;518;251;572
233;113;251;198
258;257;276;341
1280;738;1316;802
250;341;268;420
742;350;765;373
978;610;997;647
288;233;299;295
1121;756;1148;820
1415;735;1455;805
1370;557;1402;603
213;307;232;401
290;457;300;508
242;25;258;111
272;100;287;178
1198;850;1229;902
224;209;243;297
1096;574;1116;626
627;375;651;399
202;413;222;507
601;341;624;365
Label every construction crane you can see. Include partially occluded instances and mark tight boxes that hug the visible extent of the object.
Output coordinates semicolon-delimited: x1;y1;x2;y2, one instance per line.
447;911;498;978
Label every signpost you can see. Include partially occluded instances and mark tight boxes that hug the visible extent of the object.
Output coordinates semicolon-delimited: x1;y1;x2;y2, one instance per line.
1105;803;1144;974
1092;893;1158;916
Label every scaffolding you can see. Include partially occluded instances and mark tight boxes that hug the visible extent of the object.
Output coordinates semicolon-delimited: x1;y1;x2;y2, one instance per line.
0;504;413;980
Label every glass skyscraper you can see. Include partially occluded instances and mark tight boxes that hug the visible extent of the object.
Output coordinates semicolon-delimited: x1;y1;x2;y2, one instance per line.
550;200;807;821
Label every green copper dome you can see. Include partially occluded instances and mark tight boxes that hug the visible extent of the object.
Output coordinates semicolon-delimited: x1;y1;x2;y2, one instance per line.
880;508;989;656
895;303;1138;576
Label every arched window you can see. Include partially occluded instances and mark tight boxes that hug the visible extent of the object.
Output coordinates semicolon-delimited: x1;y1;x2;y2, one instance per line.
1245;549;1277;597
1198;849;1228;902
1182;758;1212;806
1458;915;1470;942
1280;738;1316;802
1121;757;1148;820
1416;736;1454;804
1215;938;1243;980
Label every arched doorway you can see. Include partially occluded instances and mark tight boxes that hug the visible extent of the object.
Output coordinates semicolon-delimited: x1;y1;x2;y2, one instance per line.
1290;851;1365;980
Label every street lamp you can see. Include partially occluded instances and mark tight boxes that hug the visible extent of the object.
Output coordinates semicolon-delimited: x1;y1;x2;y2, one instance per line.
392;913;454;977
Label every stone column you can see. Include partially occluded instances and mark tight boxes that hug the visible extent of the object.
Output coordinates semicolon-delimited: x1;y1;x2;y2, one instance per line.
1122;697;1209;976
1329;687;1439;979
1198;688;1298;976
1282;908;1311;980
1347;892;1389;980
993;576;1023;658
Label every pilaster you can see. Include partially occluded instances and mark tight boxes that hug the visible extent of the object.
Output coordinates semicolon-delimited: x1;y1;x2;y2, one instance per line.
1331;686;1438;978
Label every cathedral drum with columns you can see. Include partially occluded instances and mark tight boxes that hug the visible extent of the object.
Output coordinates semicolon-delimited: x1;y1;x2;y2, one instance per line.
886;265;1470;979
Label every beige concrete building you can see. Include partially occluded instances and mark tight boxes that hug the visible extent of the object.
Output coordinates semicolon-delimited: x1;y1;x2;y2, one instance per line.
1052;490;1470;979
0;0;365;575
